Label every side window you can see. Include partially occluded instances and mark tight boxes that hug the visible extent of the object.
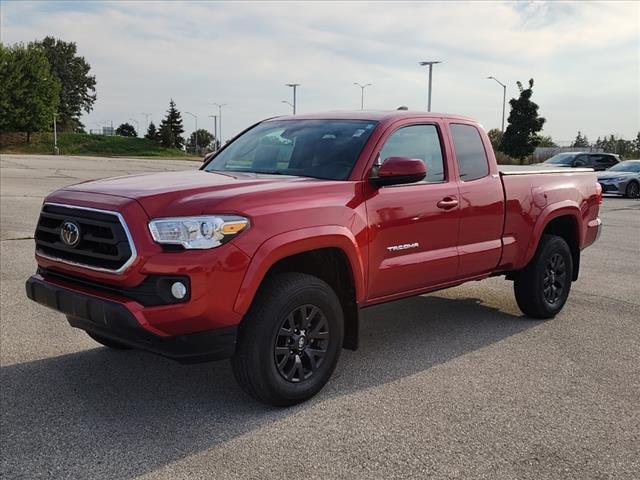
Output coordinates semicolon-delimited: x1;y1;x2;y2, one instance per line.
379;124;445;183
450;124;489;181
576;154;591;166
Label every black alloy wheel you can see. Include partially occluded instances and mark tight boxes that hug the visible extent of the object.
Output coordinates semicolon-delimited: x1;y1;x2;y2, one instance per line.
542;253;567;305
274;304;330;383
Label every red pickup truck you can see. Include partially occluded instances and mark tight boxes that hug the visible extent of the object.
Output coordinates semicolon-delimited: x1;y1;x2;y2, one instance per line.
26;111;602;406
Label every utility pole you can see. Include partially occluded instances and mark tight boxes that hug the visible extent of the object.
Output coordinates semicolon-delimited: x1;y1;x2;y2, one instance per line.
487;76;507;132
281;100;294;114
213;103;227;144
285;84;300;114
141;112;152;132
185;112;198;154
128;118;140;136
53;113;58;155
353;83;372;110
208;115;218;149
419;61;442;112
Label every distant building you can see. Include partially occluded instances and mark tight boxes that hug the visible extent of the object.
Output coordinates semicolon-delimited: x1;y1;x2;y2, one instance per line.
102;126;114;136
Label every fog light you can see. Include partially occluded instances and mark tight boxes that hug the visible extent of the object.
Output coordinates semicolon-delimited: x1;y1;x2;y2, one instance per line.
170;281;187;299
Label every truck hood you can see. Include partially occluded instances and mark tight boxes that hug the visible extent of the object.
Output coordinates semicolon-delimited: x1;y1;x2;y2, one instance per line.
61;169;354;218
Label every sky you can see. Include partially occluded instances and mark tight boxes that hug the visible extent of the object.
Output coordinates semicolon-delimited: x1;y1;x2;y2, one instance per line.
1;0;638;145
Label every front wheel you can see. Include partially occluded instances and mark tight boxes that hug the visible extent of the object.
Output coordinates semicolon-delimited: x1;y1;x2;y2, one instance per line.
514;235;574;319
625;181;640;199
231;273;344;407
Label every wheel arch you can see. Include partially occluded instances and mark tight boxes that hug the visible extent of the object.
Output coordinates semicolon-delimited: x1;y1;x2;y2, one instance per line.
233;227;365;350
525;205;582;281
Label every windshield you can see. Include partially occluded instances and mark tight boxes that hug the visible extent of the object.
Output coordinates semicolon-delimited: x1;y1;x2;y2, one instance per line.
544;153;576;165
608;161;640;173
204;119;378;180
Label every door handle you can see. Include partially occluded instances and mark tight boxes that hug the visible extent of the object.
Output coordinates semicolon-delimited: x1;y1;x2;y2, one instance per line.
437;197;458;210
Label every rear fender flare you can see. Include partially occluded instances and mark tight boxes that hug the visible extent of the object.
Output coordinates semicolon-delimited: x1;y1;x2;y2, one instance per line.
523;201;583;266
233;226;365;315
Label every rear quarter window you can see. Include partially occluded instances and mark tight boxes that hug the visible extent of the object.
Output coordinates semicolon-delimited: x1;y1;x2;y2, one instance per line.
450;124;489;181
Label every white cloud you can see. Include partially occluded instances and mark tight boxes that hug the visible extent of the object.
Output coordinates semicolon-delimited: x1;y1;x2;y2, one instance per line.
1;0;638;143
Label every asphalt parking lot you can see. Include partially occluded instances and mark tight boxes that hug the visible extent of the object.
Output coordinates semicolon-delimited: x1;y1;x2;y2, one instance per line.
1;154;639;479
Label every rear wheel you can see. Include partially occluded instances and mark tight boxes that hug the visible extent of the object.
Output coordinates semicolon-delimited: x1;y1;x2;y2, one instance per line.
514;235;573;319
231;272;343;407
86;331;133;350
624;181;639;198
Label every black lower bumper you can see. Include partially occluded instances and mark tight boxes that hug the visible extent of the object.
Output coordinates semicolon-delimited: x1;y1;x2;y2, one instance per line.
25;275;237;364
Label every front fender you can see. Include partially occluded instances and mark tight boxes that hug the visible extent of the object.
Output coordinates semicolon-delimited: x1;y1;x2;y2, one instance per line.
233;226;366;315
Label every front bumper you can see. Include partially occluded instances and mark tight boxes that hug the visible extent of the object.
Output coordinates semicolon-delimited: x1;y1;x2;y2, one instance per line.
26;274;237;363
598;180;625;195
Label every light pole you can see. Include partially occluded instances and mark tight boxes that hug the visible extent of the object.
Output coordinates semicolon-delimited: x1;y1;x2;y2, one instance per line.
419;61;442;112
487;76;507;132
285;83;300;114
213;103;226;144
53;113;58;155
128;118;140;137
281;100;294;114
208;115;218;149
141;112;152;132
185;111;198;154
353;83;372;110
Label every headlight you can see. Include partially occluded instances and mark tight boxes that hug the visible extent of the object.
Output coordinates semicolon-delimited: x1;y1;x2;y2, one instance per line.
148;215;249;249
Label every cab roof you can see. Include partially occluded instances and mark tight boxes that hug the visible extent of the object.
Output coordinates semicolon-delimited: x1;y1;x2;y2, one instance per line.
266;110;478;124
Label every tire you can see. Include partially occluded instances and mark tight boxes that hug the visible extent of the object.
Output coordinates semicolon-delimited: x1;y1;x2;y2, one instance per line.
231;272;344;407
624;181;640;199
86;331;133;350
514;235;573;319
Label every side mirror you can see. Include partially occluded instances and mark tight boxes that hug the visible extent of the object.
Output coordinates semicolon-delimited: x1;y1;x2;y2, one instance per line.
370;157;427;187
573;160;586;167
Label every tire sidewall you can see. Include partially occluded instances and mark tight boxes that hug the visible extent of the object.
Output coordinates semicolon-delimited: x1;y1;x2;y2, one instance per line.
531;237;573;316
250;275;344;404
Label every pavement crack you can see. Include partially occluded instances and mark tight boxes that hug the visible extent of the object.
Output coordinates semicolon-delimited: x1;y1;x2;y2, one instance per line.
1;236;34;241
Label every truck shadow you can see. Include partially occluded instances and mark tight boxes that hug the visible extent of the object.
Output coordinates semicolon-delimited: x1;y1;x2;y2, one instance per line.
1;295;539;479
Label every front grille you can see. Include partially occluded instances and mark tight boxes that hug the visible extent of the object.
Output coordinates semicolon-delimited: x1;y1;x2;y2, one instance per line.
35;204;134;272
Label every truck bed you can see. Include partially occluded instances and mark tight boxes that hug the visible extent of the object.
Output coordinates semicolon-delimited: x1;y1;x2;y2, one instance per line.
498;165;594;175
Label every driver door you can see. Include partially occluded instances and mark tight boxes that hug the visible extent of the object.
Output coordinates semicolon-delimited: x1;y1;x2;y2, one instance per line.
365;122;460;300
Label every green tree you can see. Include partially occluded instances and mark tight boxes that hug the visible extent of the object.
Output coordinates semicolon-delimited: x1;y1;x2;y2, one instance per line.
145;121;158;141
116;122;137;137
499;79;546;161
538;135;558;147
158;99;184;149
186;128;214;154
487;128;503;152
571;131;589;148
0;43;61;141
34;36;96;132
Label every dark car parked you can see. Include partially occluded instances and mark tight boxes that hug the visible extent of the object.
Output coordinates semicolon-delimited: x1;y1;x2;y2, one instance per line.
543;152;620;171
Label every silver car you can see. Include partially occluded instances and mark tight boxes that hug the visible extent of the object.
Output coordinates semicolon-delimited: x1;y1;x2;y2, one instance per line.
597;160;640;198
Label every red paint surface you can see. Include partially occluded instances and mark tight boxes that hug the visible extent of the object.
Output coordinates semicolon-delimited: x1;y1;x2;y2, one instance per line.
34;111;601;337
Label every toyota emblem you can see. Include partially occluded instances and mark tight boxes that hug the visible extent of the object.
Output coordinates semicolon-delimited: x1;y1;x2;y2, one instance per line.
60;221;81;247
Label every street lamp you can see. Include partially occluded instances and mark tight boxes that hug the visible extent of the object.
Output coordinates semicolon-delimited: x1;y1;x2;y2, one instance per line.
419;61;442;112
185;111;198;154
285;83;300;114
128;118;140;137
213;103;227;144
208;115;218;149
353;83;372;110
281;100;294;114
487;76;507;132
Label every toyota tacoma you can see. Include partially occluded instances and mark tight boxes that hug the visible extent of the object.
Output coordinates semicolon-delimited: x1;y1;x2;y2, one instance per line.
26;111;602;406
